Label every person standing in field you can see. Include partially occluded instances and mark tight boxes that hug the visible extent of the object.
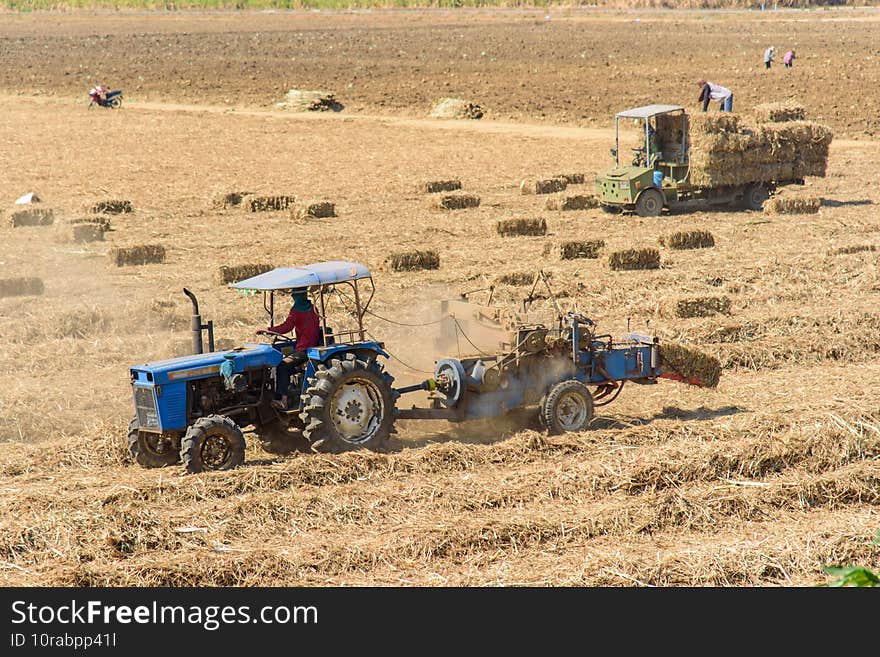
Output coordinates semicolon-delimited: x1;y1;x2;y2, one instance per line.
696;80;733;113
783;49;796;68
764;46;776;69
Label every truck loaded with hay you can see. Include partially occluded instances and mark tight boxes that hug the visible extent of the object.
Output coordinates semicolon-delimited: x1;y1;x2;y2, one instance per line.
127;264;721;473
596;104;832;216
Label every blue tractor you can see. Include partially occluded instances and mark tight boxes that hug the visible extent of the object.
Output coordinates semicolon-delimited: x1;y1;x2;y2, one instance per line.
128;263;717;473
128;261;397;473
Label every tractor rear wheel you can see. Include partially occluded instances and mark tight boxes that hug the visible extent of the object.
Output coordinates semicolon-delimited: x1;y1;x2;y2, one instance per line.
257;419;310;455
127;417;179;468
299;353;396;453
635;188;664;217
741;183;769;211
180;415;245;473
540;380;595;435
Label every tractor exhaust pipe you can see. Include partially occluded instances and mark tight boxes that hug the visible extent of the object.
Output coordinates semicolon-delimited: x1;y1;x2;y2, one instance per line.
183;288;214;355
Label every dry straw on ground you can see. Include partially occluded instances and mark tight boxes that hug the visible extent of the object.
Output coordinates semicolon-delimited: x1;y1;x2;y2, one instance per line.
437;194;480;210
429;98;483;119
246;195;295;212
752;101;806;123
553;173;585;185
291;201;336;220
658;342;722;388
496;218;547;237
90;199;132;215
495;272;536;286
669;296;732;318
422;180;462;193
660;230;715;249
520;177;567;195
0;277;44;298
764;196;821;214
9;208;54;227
828;244;876;256
544;195;598;211
278;89;341;112
560;240;605;260
110;245;166;267
608;248;660;270
388;250;440;272
218;264;275;285
211;191;250;210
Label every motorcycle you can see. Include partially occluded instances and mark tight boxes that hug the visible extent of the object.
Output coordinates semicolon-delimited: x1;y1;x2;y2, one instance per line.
89;89;123;109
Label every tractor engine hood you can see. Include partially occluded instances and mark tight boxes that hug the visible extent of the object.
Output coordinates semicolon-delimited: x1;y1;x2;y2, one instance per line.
603;165;652;179
130;344;283;385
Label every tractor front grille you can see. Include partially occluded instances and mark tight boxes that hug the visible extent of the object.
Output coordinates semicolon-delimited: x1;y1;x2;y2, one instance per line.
133;385;160;430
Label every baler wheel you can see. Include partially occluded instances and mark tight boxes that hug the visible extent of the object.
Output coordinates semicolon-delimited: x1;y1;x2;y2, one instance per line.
180;414;245;473
540;380;595;435
299;353;396;453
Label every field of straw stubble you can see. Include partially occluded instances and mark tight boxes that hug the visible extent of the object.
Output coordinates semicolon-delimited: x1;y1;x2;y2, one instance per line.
0;9;879;586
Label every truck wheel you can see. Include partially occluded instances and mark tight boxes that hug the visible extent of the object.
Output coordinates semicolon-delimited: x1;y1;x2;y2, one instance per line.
300;353;396;453
180;415;245;473
742;183;769;211
540;380;595;435
635;188;664;217
127;417;179;468
257;420;310;455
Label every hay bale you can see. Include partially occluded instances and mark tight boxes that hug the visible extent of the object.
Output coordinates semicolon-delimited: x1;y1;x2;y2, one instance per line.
553;173;586;185
659;342;722;388
292;201;336;220
10;208;54;227
278;89;342;112
218;263;275;285
608;248;660;271
70;215;112;232
545;194;598;211
388;250;440;272
71;224;105;243
437;194;480;210
752;102;806;123
0;277;44;298
422;179;462;194
110;245;165;267
90;199;132;215
429;98;483;120
828;244;877;256
211;191;250;210
495;272;536;286
764;196;821;214
520;177;567;195
246;195;295;212
670;296;732;318
659;230;715;250
560;240;605;260
496;218;547;237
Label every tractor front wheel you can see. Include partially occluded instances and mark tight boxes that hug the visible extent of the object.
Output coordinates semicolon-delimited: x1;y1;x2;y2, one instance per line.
180;415;245;473
127;417;180;468
540;380;595;435
635;188;664;217
300;353;396;453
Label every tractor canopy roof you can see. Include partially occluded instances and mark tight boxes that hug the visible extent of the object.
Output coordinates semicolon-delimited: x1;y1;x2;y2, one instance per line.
616;104;684;119
229;261;371;291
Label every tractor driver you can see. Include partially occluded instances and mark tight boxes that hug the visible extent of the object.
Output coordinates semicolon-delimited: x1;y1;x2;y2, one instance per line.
258;287;321;409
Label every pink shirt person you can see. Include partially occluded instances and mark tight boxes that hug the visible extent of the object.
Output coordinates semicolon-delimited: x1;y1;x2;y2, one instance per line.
783;50;796;67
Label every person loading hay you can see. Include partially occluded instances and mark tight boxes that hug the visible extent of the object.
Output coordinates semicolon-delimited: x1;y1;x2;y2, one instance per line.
257;287;321;409
696;80;733;113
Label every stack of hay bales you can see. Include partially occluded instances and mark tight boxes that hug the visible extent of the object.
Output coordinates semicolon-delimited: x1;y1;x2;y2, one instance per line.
657;110;832;187
387;250;440;272
659;230;715;249
292;201;336;220
764;196;821;214
545;195;598;211
659;342;722;388
553;173;585;185
278;90;341;112
520;177;567;195
422;179;462;193
218;263;274;285
430;98;483;120
496;218;547;237
437;194;480;210
9;208;54;227
752;102;806;123
90;199;132;215
608;248;660;271
246;195;295;212
560;240;604;260
110;245;165;266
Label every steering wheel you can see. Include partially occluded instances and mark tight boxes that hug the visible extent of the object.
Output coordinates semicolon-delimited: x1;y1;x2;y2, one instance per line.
256;329;288;345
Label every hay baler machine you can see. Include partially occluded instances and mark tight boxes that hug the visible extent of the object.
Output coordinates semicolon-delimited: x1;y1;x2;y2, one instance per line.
393;279;717;433
596;104;797;217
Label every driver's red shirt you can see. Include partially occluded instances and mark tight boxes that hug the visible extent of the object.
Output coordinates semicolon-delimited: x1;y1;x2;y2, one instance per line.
267;307;321;351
